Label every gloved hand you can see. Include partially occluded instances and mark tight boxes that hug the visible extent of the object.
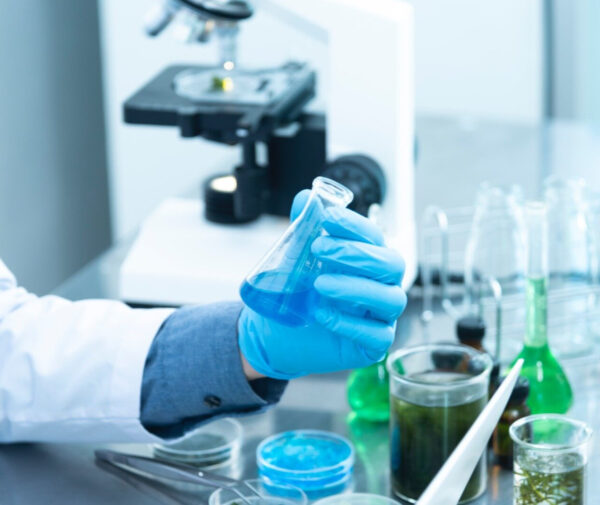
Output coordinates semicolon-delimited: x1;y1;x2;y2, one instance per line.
238;190;407;380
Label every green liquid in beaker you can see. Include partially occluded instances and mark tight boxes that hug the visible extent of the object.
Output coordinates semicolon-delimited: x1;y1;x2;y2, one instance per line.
512;277;573;414
390;372;487;503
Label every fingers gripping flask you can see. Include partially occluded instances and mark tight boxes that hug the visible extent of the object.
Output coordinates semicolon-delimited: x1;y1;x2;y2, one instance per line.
240;177;353;327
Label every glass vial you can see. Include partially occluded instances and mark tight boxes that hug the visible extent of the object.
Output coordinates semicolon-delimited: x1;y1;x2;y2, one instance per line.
240;177;353;327
511;202;573;414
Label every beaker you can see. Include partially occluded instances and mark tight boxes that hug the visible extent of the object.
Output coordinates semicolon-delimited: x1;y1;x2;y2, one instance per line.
544;176;596;358
387;344;492;504
240;177;353;327
510;414;593;505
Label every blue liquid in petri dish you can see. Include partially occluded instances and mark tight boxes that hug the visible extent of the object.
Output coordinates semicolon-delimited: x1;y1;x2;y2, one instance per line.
240;270;319;327
257;430;355;499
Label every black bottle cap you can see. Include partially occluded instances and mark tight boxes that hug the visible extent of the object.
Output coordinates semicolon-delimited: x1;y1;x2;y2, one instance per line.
456;315;486;343
490;360;501;386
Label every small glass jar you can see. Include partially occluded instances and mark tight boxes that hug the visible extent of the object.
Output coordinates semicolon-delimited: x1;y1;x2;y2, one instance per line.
387;344;492;503
510;414;593;505
492;376;530;469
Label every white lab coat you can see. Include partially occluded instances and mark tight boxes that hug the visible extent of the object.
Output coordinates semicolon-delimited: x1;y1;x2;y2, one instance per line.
0;259;174;443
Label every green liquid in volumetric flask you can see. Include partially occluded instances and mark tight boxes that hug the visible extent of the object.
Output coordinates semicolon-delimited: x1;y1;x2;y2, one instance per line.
347;358;389;422
511;277;572;414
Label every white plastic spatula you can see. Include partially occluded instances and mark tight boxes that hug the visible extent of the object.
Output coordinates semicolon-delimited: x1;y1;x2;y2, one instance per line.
415;359;524;505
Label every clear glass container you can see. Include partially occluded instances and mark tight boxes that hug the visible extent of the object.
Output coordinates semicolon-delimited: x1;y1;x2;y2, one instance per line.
387;344;492;504
209;479;307;505
153;418;242;469
240;177;353;327
544;176;596;357
510;414;593;505
585;190;600;338
511;202;573;414
464;183;526;310
314;493;400;505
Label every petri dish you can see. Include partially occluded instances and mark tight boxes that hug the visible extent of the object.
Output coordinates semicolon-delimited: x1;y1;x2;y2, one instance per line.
209;479;307;505
257;430;355;499
153;418;242;468
313;493;400;505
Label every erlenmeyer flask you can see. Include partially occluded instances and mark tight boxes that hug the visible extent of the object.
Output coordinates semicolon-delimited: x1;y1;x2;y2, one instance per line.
240;177;353;327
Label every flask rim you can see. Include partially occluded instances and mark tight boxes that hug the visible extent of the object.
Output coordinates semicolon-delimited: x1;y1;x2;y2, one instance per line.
312;177;353;207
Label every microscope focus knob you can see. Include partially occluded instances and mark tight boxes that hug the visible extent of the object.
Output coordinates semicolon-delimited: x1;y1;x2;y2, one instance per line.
323;154;386;217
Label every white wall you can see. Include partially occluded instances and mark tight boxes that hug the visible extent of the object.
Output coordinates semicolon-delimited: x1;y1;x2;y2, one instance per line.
0;1;110;294
410;0;544;122
99;0;544;239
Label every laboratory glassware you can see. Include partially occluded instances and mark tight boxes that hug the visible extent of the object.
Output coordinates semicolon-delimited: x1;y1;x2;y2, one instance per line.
240;177;353;327
464;183;526;312
347;354;389;422
492;376;530;469
314;493;399;505
586;190;600;338
414;359;522;505
210;479;308;505
544;176;596;357
257;430;355;499
95;449;307;505
387;344;493;503
509;414;593;505
153;418;242;468
511;202;573;414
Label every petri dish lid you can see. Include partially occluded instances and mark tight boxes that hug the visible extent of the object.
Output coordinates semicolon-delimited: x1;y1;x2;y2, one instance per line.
154;418;242;466
313;493;400;505
257;430;355;481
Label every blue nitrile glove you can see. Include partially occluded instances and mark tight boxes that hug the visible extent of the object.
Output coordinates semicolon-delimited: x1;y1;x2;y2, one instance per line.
238;190;407;380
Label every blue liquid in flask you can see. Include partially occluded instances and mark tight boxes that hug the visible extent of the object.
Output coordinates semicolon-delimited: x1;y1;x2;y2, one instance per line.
240;270;319;327
240;177;354;327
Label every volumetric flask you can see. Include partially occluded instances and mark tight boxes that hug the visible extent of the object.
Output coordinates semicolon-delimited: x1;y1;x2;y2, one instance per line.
240;177;353;327
544;176;596;358
510;414;593;505
387;344;492;504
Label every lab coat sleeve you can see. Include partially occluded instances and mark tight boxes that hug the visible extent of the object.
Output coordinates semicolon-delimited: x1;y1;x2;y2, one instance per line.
140;303;288;439
0;259;174;443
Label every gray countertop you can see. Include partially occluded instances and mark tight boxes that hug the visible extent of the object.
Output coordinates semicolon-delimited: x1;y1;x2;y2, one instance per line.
3;116;600;504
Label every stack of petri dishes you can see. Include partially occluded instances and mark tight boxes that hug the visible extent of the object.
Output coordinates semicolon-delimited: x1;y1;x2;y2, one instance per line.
153;418;242;469
257;430;355;499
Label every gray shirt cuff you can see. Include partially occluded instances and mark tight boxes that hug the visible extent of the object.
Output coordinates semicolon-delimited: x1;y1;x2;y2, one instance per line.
140;302;287;439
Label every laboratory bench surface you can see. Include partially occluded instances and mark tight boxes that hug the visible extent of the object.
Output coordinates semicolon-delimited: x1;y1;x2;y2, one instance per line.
3;116;600;504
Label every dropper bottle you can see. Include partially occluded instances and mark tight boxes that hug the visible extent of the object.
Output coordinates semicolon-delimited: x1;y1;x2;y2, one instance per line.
511;202;572;414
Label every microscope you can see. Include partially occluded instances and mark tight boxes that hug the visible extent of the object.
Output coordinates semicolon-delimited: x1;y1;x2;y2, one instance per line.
119;0;415;306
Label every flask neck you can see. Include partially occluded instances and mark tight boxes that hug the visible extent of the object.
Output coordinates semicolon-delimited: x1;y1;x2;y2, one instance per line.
524;202;549;348
524;276;548;348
